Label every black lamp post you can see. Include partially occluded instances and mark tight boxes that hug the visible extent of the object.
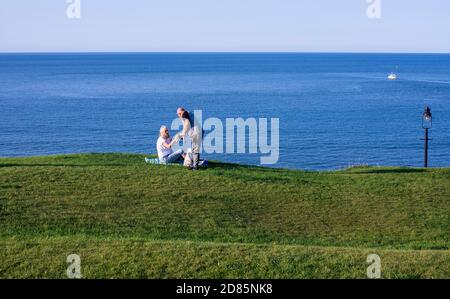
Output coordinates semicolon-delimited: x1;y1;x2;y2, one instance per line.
422;106;432;168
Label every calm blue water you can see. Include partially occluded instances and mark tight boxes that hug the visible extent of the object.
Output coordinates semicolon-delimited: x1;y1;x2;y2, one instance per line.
1;53;449;170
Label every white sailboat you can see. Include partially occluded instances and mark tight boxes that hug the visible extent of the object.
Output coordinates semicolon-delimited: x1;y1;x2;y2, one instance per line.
388;66;398;80
388;72;398;80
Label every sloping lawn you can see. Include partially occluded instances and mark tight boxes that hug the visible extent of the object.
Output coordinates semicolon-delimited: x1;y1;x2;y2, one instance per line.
1;153;449;278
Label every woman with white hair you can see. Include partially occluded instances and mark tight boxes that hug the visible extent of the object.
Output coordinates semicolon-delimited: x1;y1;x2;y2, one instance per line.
156;125;183;164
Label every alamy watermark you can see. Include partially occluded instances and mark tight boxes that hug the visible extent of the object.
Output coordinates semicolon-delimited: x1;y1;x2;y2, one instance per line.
63;253;381;278
366;254;381;278
67;254;82;278
66;0;81;19
170;110;280;165
366;0;382;19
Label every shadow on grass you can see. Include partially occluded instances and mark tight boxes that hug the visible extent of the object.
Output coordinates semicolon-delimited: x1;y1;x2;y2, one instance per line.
208;161;250;169
208;161;294;171
347;168;428;174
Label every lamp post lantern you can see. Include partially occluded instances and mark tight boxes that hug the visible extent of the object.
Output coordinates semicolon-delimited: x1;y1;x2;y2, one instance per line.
422;106;432;168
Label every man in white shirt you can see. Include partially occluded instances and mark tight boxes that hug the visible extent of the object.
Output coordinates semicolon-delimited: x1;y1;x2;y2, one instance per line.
156;126;183;164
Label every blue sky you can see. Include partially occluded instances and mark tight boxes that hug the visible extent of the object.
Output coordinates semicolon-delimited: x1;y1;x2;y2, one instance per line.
0;0;449;52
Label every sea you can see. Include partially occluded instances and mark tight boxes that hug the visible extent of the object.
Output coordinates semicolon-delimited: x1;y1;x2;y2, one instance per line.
1;53;449;170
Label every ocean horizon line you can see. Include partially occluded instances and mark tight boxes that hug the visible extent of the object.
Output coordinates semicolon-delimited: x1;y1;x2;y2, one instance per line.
1;51;450;55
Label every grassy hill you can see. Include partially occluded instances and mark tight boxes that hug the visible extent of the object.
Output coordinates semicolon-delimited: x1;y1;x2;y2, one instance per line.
1;153;449;278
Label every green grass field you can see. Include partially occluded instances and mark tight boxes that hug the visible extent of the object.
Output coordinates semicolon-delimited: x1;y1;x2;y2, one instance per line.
1;153;449;278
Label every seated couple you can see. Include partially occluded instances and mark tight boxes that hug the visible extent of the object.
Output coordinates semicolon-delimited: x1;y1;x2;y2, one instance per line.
155;107;205;169
157;125;206;169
